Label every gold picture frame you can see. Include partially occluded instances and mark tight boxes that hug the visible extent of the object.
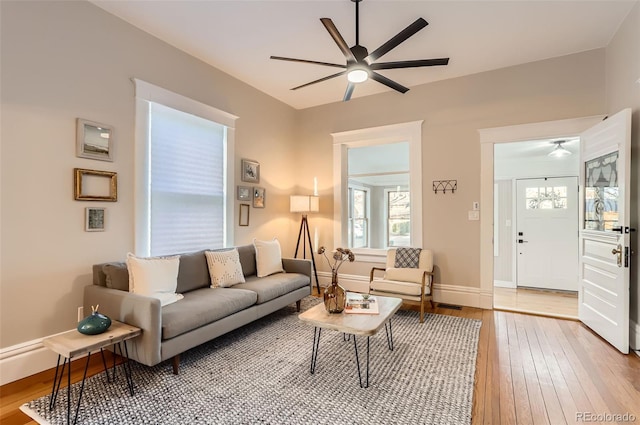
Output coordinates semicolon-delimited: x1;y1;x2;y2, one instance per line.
239;204;250;226
74;168;117;201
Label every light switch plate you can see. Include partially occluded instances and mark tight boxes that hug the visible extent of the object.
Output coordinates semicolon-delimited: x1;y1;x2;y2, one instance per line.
468;211;480;221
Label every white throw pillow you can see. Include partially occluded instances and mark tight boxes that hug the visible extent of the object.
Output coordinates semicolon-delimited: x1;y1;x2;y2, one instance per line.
205;249;246;288
126;253;183;306
253;238;284;277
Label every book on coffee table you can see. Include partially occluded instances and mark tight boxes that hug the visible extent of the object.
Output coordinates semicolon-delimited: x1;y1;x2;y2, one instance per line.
344;292;379;314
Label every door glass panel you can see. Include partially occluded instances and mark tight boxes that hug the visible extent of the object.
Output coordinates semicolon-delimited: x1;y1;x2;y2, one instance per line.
584;151;619;231
525;186;568;209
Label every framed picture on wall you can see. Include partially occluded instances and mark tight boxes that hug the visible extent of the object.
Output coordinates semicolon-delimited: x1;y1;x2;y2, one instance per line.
76;118;113;162
85;207;106;232
237;186;251;201
239;204;250;226
241;159;260;183
253;187;265;208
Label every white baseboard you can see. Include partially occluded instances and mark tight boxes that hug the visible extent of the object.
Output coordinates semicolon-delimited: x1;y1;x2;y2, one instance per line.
493;280;516;288
318;272;491;309
0;337;60;386
630;320;640;351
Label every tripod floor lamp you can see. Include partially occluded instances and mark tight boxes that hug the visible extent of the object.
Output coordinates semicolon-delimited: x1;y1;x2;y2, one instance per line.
290;195;320;294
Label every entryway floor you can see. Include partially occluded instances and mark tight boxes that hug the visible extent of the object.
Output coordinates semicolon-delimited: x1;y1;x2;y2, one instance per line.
494;286;578;320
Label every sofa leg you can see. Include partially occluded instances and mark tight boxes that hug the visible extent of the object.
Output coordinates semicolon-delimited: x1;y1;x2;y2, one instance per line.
172;355;180;375
296;300;301;312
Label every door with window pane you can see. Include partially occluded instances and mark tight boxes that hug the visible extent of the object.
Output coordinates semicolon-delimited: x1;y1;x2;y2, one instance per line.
388;190;410;247
516;177;578;291
349;187;368;248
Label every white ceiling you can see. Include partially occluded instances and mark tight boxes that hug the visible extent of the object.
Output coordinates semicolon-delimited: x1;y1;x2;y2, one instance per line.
91;0;635;110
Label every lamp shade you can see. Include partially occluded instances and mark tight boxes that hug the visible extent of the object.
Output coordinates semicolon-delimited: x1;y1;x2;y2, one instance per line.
290;195;319;213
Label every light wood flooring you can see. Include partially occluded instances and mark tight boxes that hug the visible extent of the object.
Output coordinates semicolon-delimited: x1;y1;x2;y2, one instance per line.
2;302;639;425
494;286;579;320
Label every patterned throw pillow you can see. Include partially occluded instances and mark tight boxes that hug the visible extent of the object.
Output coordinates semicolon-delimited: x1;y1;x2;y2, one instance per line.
205;249;246;288
394;247;422;268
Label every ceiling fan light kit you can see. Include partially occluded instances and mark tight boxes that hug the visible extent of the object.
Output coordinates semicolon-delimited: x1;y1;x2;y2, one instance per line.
548;140;572;157
270;0;450;102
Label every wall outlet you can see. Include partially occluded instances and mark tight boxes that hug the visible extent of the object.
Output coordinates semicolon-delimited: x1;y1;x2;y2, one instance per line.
468;211;480;221
472;201;479;211
77;306;84;323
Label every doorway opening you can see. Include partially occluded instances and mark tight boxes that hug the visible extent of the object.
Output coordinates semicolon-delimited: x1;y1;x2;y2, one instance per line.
493;137;580;319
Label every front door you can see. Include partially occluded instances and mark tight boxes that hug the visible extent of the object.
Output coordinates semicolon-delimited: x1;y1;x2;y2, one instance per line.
579;109;632;354
516;177;579;291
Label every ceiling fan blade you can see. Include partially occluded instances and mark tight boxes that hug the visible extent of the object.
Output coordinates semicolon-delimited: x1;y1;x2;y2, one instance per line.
320;18;356;62
270;56;346;69
291;70;347;91
370;58;449;70
370;72;409;94
366;18;428;63
343;83;355;101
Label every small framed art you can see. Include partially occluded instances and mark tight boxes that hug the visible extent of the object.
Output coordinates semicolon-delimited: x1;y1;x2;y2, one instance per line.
241;159;260;183
85;207;105;232
74;168;118;201
237;186;251;201
77;118;113;162
253;187;265;208
239;204;250;226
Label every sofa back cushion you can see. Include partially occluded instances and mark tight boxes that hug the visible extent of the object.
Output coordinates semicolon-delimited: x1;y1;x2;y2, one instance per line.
176;250;210;293
237;244;257;277
102;262;129;291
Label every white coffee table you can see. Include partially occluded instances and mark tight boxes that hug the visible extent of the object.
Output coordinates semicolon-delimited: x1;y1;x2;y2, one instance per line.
298;295;402;388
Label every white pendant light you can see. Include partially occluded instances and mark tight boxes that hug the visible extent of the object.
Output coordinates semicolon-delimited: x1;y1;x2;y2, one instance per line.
548;140;571;157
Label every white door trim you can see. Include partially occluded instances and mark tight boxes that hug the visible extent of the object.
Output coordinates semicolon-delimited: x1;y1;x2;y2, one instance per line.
478;115;605;309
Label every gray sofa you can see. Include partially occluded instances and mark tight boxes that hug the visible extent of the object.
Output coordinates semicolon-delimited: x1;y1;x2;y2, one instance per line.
84;244;311;374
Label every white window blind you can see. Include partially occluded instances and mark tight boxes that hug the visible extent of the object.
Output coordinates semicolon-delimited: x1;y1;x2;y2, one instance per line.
149;102;226;256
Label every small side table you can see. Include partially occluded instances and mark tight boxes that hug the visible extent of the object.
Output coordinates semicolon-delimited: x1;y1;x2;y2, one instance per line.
42;320;141;425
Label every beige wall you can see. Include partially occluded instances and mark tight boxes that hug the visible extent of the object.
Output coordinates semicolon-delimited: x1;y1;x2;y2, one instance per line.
0;1;297;348
296;50;606;285
605;1;640;337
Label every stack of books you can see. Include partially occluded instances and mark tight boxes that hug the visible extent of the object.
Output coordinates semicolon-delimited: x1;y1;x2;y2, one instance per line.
344;292;379;314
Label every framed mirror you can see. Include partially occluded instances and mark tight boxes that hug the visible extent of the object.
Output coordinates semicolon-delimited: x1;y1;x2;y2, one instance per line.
74;168;117;201
76;118;113;162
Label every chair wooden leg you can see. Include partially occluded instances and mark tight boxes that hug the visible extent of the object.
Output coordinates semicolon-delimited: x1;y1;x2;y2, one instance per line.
296;300;301;312
420;299;425;323
429;299;434;309
172;355;180;375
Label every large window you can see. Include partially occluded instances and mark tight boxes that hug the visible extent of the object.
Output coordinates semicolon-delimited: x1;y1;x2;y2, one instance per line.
332;121;423;260
134;79;237;256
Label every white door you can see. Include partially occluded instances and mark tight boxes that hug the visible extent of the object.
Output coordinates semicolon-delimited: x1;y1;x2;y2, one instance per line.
579;109;632;354
516;177;579;291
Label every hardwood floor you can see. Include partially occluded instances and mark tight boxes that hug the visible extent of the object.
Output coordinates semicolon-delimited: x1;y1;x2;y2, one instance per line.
494;286;579;320
2;303;639;425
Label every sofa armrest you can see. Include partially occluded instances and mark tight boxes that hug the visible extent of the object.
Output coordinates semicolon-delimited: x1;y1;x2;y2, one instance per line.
84;285;162;367
282;258;312;281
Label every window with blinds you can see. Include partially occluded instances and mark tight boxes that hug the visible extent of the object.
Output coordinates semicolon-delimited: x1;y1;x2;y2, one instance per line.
148;102;226;256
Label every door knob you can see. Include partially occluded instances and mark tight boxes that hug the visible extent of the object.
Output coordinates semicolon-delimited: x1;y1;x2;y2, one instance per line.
612;245;622;267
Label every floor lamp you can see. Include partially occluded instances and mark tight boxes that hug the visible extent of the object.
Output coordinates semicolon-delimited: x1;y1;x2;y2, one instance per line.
290;195;320;294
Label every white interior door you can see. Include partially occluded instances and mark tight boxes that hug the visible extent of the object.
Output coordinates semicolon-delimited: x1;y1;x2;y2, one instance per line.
516;177;579;291
579;109;632;354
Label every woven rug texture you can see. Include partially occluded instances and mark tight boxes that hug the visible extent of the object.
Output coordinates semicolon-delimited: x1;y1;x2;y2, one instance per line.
22;297;482;425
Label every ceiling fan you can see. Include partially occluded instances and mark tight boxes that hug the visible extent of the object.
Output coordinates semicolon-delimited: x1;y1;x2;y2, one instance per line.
270;0;450;101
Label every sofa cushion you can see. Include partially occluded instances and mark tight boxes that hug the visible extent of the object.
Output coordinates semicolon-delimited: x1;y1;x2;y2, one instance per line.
234;273;309;304
237;244;257;277
102;262;129;291
127;253;183;307
370;278;430;296
161;287;258;340
205;249;245;288
177;250;210;293
254;239;284;277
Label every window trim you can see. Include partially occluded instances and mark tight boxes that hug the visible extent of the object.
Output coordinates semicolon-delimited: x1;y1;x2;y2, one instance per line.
332;121;423;262
132;78;238;256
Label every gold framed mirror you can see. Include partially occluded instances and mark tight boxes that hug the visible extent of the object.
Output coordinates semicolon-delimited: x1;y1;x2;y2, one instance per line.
74;168;117;201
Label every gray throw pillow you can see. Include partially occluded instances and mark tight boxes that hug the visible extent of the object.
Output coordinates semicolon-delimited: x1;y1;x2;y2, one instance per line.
102;262;129;291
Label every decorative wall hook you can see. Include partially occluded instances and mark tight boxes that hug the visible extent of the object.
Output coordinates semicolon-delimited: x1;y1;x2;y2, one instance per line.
433;180;457;194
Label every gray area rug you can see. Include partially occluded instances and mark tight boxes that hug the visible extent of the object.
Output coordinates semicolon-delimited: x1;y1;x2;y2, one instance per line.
22;297;482;424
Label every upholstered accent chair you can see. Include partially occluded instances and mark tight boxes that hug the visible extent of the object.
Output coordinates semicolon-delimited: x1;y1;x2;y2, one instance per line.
369;248;434;323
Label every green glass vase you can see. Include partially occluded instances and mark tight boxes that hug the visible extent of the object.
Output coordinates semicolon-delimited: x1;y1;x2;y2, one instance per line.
77;307;112;335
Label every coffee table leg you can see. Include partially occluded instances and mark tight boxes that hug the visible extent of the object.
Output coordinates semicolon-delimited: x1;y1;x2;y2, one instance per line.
385;319;394;351
310;327;322;374
49;355;65;410
121;341;135;396
352;336;370;388
70;355;91;425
